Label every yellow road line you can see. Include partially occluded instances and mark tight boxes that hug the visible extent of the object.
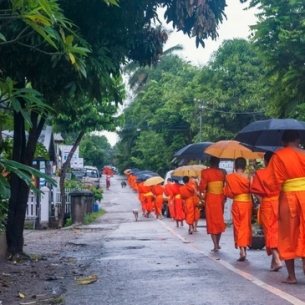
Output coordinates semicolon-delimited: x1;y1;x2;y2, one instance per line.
157;219;305;305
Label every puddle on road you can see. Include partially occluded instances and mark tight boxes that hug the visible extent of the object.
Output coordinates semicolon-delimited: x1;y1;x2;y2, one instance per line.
123;246;145;250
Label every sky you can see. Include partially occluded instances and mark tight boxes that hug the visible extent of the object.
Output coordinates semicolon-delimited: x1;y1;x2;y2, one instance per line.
101;0;259;147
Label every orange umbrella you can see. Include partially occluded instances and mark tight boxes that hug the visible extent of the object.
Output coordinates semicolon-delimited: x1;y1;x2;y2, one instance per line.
172;165;207;177
204;140;262;159
144;176;164;186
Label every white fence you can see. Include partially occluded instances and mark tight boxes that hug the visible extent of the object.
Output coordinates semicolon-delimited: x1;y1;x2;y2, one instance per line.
26;188;85;222
26;191;37;220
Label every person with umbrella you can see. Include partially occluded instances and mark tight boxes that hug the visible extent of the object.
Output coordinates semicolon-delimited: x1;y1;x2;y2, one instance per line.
223;157;253;261
199;157;226;252
250;151;282;272
263;130;305;284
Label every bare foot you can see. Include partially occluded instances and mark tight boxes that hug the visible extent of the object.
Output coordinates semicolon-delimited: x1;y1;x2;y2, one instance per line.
282;277;297;284
271;264;283;272
188;229;193;235
211;248;219;252
159;216;163;220
180;222;184;226
237;256;246;262
193;228;198;232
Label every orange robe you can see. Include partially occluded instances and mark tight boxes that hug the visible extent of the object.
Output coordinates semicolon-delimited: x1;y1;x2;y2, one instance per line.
141;184;153;213
152;184;164;216
180;182;196;225
199;168;226;235
164;183;175;218
263;147;305;260
251;168;279;256
190;180;201;221
137;181;145;212
223;173;252;248
171;182;185;221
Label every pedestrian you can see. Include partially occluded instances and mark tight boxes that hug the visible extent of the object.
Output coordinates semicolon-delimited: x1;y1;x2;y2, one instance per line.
190;177;201;233
164;178;175;220
250;151;282;271
223;157;252;261
106;174;111;190
263;130;305;284
136;179;146;215
171;179;185;227
141;182;154;218
152;183;164;220
199;157;226;252
180;176;197;234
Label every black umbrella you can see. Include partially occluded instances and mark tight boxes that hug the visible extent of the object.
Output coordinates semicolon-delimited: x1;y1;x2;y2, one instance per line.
235;119;305;146
136;172;159;182
173;142;213;160
240;143;282;153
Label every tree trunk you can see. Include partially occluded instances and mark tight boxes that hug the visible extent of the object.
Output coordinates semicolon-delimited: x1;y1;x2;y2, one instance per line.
6;110;45;255
59;131;85;227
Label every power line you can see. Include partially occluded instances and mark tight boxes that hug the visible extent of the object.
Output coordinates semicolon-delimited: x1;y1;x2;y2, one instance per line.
202;105;266;115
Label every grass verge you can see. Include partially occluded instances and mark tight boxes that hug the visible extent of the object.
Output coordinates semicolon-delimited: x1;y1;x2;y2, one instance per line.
84;208;106;225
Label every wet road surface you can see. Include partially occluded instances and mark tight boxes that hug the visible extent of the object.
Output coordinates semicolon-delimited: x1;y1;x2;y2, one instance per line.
63;176;305;305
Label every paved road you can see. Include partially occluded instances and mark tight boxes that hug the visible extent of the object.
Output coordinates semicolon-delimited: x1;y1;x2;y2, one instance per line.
64;175;305;305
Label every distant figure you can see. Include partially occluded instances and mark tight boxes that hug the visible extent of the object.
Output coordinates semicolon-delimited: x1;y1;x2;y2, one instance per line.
106;174;111;190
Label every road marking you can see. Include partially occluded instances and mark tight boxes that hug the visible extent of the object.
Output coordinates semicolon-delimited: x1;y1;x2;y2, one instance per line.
157;219;305;305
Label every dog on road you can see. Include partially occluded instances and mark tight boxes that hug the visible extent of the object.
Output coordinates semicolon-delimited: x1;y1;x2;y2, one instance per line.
132;209;139;221
121;181;127;188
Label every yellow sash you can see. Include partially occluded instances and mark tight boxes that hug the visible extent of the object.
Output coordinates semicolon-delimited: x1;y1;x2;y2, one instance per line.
262;195;278;201
175;194;181;199
234;193;251;202
144;192;153;196
207;181;223;194
282;177;305;192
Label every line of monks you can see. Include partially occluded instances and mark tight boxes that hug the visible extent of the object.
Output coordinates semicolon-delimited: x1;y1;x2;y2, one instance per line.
126;130;305;284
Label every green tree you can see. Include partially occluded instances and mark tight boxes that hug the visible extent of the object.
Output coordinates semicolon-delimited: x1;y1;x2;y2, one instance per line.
192;39;268;141
248;0;305;117
1;0;232;255
79;134;112;170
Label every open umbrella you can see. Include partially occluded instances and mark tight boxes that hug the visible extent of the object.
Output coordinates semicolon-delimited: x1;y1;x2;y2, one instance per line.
136;172;159;182
240;143;282;153
172;165;207;177
173;142;213;160
234;118;305;146
144;176;164;186
204;140;262;159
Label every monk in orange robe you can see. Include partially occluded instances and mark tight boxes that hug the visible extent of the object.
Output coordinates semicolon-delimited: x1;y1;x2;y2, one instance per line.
171;179;185;227
223;157;252;261
199;157;226;252
136;180;146;215
191;177;201;232
164;178;175;220
250;151;282;271
142;183;154;217
152;183;164;219
263;130;305;284
180;176;197;234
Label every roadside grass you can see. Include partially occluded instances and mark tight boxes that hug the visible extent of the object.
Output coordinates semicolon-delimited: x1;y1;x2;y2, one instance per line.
84;208;106;225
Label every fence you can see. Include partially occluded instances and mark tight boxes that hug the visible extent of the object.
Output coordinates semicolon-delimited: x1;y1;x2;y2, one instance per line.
26;191;37;220
26;188;86;222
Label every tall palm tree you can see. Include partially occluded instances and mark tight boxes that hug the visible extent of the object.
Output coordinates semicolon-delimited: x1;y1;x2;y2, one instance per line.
123;26;184;92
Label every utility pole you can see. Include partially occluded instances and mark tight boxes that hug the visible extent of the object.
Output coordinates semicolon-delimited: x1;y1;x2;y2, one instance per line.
199;100;203;142
194;98;204;142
